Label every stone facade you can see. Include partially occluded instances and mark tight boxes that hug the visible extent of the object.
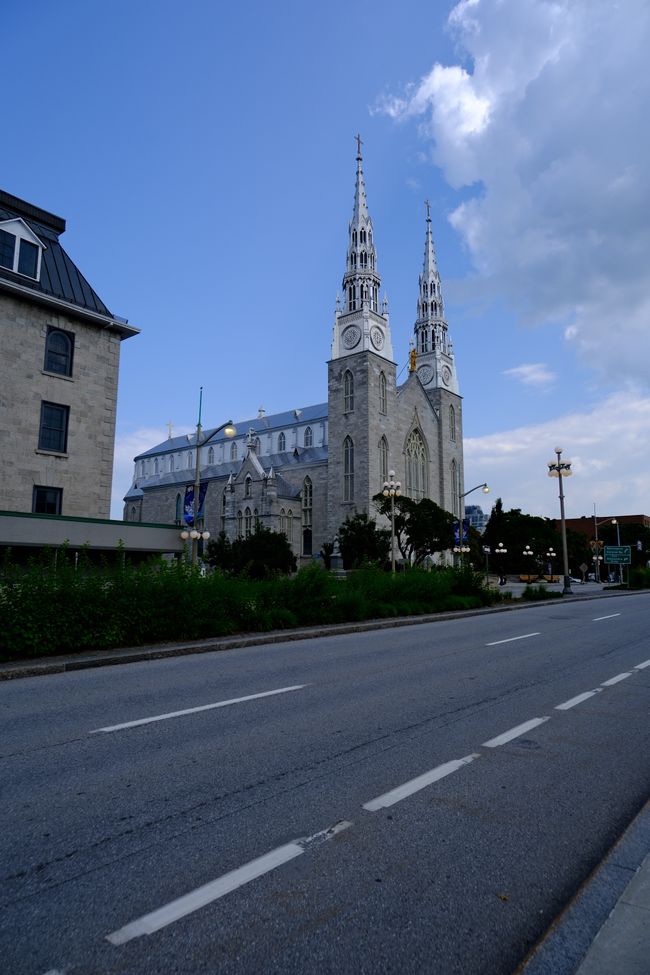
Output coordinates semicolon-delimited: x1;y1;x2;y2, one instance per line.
126;148;465;561
0;190;137;519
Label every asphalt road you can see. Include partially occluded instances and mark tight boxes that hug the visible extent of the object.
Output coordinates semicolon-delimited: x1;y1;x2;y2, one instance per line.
1;593;649;974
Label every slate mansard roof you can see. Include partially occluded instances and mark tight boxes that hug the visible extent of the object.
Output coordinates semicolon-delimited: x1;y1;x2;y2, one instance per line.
0;190;137;337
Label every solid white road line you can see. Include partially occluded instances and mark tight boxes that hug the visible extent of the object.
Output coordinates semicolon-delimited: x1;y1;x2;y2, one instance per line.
593;613;621;621
601;673;632;687
486;633;540;646
555;689;602;711
635;659;650;670
106;820;352;946
90;685;307;734
482;717;549;748
363;754;480;812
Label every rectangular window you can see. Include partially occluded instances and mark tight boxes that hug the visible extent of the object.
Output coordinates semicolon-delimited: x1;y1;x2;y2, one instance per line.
18;239;38;278
0;229;15;269
32;486;63;515
39;402;69;453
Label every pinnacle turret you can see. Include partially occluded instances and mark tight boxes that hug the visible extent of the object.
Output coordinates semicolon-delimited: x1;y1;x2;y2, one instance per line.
412;201;459;395
330;138;393;362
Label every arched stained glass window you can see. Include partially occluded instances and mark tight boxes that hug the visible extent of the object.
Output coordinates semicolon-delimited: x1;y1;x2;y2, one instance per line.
278;432;286;451
230;441;238;461
379;372;387;414
449;405;456;442
405;429;427;501
244;507;252;537
287;509;293;542
344;370;354;412
379;436;388;489
208;446;214;464
245;475;252;498
304;425;313;447
169;454;175;472
154;458;159;474
279;508;286;535
343;436;354;501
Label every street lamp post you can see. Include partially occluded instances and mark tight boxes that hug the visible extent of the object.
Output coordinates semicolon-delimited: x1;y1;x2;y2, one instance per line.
495;542;507;585
382;470;401;574
182;387;236;566
546;547;557;580
455;483;489;565
547;446;572;594
522;544;535;583
593;510;621;584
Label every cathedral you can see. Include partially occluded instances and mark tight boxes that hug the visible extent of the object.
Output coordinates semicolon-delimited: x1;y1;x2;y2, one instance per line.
124;144;465;561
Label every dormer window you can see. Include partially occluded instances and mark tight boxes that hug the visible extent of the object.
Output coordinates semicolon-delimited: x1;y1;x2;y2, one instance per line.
0;219;44;281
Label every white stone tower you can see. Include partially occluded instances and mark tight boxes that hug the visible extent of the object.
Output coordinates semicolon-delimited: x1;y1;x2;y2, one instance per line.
327;138;398;536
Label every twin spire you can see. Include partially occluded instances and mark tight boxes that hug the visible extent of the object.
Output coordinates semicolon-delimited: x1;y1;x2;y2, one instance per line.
332;137;456;393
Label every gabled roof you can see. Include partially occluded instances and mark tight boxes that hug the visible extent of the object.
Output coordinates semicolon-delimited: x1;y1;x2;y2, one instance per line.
136;402;329;459
0;190;137;337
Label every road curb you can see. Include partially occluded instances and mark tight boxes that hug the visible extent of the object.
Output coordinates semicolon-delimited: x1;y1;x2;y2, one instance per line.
0;588;642;682
517;797;650;975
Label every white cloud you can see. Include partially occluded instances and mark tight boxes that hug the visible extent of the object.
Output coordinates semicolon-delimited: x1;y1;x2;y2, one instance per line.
503;362;556;388
464;391;650;518
379;0;650;385
110;425;191;519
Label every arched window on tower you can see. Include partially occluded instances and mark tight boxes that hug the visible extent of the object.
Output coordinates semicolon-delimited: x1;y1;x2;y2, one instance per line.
343;436;354;501
451;460;460;516
244;507;252;537
360;251;367;268
405;429;427;501
207;446;214;464
352;230;357;246
278;432;286;452
379;371;387;414
449;405;456;442
44;328;74;376
379;436;388;489
245;475;252;498
351;252;357;268
423;282;428;297
230;441;238;461
130;505;137;522
360;228;366;244
304;425;313;447
348;284;356;311
302;476;313;555
344;370;354;412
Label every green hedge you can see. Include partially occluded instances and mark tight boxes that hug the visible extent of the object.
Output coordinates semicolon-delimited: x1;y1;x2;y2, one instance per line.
0;556;501;661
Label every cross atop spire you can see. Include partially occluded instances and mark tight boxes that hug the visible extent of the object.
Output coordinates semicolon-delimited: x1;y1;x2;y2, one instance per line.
355;133;363;159
424;198;431;222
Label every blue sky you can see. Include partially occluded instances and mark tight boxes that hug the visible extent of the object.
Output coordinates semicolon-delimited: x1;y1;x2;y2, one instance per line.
5;0;650;521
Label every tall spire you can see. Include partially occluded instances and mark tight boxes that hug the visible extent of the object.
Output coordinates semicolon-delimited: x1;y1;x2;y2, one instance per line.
331;137;393;362
412;201;459;394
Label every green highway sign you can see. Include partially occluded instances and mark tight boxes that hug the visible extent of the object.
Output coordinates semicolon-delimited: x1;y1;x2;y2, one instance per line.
604;545;631;564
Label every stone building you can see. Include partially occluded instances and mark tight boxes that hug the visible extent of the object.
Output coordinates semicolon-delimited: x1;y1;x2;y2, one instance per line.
125;146;465;559
0;190;137;518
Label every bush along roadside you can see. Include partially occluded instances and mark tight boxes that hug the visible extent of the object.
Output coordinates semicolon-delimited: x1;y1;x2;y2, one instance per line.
0;555;503;661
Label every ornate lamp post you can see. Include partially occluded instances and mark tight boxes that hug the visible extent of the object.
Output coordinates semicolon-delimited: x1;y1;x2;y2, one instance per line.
547;446;572;594
182;387;236;566
455;483;489;566
522;543;535;583
546;547;557;580
495;542;507;585
382;470;401;573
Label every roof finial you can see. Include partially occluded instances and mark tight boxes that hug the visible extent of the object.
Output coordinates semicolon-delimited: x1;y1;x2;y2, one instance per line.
424;199;431;222
355;133;363;160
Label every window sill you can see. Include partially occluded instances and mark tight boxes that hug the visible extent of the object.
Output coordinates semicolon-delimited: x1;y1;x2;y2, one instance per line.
42;370;74;382
35;449;68;458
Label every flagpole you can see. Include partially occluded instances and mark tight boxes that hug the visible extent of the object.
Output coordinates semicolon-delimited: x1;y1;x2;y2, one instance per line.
191;387;203;566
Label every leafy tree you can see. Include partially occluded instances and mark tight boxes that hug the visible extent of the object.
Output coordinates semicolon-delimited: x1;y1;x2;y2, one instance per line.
337;512;391;570
204;525;296;579
373;494;455;566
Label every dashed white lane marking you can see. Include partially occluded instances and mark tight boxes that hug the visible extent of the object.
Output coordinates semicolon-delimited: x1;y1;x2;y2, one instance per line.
486;633;540;646
593;613;621;621
106;820;352;945
363;754;480;812
482;717;549;748
555;689;602;710
601;672;632;687
635;659;650;670
90;685;307;734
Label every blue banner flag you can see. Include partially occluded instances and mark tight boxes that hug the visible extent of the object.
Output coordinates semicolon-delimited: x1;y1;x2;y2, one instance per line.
183;483;209;526
462;518;470;543
453;520;460;545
